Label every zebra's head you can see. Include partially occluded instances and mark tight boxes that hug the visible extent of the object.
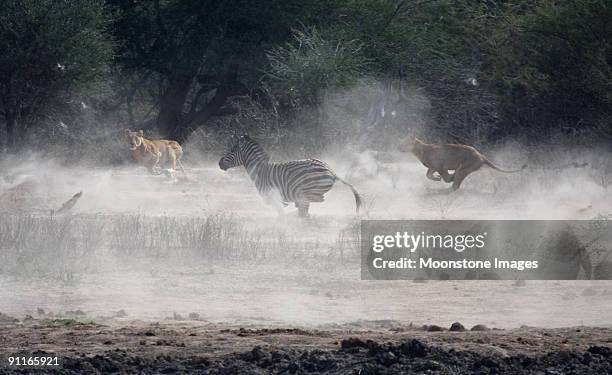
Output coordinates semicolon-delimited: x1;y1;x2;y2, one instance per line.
219;135;241;170
218;134;256;170
219;134;270;171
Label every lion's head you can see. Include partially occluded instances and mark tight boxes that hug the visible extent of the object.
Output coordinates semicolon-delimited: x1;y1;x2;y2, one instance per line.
125;129;145;150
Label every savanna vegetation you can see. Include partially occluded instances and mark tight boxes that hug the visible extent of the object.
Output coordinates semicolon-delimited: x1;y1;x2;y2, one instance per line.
0;0;610;157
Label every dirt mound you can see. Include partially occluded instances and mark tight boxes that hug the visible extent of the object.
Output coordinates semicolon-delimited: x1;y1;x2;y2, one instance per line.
2;338;610;374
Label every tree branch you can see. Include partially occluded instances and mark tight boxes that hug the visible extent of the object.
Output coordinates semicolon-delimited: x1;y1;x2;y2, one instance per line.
186;83;247;126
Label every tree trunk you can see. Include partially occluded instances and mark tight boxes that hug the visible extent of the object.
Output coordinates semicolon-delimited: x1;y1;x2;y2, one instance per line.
157;75;193;141
5;111;17;153
186;85;243;126
157;65;243;142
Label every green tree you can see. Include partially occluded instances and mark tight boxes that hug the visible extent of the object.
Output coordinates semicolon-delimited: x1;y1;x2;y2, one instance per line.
0;0;112;152
266;26;370;107
279;0;504;143
109;0;343;141
486;0;612;139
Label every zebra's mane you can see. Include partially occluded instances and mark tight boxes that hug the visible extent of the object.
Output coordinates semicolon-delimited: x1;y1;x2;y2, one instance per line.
242;136;270;163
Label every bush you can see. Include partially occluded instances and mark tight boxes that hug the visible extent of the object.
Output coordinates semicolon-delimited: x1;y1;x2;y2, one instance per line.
266;26;371;107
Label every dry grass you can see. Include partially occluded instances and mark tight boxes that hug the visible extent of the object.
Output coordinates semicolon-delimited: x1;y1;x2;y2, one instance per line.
0;213;349;280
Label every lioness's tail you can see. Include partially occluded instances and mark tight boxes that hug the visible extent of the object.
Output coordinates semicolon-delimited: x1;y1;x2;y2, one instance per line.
336;176;362;214
484;158;527;173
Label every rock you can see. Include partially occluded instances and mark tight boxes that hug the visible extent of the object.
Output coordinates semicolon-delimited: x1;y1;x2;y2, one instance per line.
341;338;369;349
242;346;267;362
114;309;127;318
37;308;45;315
473;357;501;371
588;346;612;357
426;325;445;332
471;324;490;331
287;362;299;373
375;351;397;366
340;337;380;352
399;339;428;357
449;322;466;332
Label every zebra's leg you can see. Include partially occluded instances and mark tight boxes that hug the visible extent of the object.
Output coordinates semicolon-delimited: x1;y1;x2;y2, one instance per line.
296;201;310;218
274;201;286;216
263;194;285;216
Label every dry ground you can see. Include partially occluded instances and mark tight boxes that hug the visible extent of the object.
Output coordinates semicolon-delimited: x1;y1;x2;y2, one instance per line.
1;149;612;373
1;317;611;374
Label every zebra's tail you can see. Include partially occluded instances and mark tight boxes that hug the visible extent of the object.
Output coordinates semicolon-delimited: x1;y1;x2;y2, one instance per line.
336;176;362;214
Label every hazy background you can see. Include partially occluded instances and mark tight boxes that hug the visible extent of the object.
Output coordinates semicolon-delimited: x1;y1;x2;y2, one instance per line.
1;146;611;328
1;0;611;329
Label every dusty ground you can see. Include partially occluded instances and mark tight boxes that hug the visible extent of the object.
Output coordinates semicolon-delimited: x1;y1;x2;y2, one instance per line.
3;265;612;328
0;317;611;374
1;150;612;373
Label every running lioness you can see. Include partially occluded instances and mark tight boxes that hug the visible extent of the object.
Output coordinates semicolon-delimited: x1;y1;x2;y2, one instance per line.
398;136;527;190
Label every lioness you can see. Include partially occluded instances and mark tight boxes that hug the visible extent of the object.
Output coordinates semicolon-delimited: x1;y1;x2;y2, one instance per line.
399;136;526;190
125;129;185;174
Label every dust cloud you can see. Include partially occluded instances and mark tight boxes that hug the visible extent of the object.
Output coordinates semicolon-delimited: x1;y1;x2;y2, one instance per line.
1;85;612;329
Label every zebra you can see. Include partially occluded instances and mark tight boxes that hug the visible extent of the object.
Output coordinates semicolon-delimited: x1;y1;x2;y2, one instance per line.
218;135;362;217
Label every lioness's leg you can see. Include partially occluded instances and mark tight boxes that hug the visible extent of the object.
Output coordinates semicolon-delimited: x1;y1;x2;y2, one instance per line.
149;152;162;174
426;168;441;181
439;169;454;183
175;148;186;173
451;166;477;190
168;150;177;171
451;171;466;190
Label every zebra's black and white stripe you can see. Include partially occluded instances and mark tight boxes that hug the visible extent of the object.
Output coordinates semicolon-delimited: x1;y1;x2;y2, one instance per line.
219;135;361;217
